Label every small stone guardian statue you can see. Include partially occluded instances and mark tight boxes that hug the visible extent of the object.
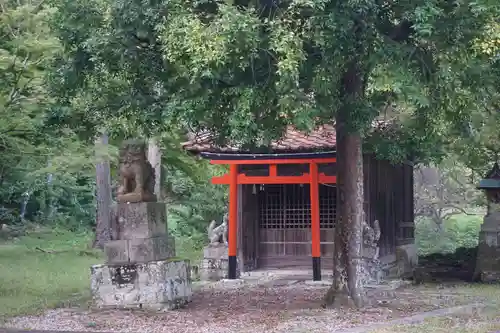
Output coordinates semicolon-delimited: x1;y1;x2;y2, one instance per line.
361;219;382;284
207;212;228;246
363;219;381;260
116;139;156;203
201;211;232;281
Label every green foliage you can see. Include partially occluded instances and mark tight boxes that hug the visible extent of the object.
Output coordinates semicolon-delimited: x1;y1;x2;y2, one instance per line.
45;0;500;273
48;0;500;170
0;0;96;229
46;0;231;238
159;0;499;164
48;0;182;138
444;22;500;172
416;214;483;256
166;158;227;247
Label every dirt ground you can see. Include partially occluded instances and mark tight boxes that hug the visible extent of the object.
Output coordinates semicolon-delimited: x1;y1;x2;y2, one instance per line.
5;280;500;333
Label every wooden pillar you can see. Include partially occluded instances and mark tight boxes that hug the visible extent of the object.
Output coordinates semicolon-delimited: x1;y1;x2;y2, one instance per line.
310;162;321;281
228;164;238;279
237;184;244;273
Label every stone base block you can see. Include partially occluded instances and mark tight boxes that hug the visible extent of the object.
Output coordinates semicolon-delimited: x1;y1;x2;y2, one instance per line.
200;245;240;281
113;202;167;240
474;231;500;282
360;257;382;285
203;245;228;259
104;236;175;264
90;259;192;310
201;259;239;281
395;244;418;278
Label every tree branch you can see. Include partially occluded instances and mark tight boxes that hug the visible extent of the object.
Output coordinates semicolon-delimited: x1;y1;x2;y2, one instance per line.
386;20;415;43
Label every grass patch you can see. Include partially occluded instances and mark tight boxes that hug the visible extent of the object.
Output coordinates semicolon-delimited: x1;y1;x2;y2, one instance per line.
372;307;500;333
370;284;500;333
0;227;100;320
0;226;203;320
174;236;203;265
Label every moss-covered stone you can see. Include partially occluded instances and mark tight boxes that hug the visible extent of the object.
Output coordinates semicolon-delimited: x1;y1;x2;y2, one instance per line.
90;259;192;310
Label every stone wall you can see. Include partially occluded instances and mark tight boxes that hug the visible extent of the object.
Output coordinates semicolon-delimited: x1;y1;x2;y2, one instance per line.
91;259;192;310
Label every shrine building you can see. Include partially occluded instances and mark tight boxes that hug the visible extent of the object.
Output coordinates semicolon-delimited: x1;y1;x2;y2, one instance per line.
182;125;417;281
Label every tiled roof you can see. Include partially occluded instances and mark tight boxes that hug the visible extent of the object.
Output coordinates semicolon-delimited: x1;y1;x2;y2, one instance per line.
182;125;337;153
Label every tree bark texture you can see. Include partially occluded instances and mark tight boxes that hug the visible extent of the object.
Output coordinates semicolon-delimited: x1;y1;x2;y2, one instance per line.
323;121;350;307
94;133;112;249
342;128;365;307
147;138;163;201
323;64;366;308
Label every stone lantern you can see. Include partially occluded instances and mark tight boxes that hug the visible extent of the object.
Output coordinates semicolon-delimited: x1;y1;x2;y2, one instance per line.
474;162;500;282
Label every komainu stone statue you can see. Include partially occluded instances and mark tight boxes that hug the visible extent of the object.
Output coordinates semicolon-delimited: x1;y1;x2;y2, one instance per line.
116;139;156;203
361;219;382;284
362;219;381;260
207;212;228;246
91;139;192;312
201;210;237;281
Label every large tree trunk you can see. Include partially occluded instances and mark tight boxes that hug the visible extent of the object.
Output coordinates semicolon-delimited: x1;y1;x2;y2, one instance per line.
323;65;366;308
93;133;112;249
323;120;350;306
342;128;365;307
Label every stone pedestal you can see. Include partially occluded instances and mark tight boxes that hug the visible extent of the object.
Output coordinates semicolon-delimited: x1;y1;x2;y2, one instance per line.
113;202;167;240
104;236;175;264
200;245;240;281
361;244;383;285
92;201;188;311
395;243;418;278
361;257;382;285
105;202;175;264
474;213;500;282
90;259;192;310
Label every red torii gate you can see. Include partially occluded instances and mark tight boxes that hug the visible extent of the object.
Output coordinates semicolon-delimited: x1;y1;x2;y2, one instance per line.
201;152;337;281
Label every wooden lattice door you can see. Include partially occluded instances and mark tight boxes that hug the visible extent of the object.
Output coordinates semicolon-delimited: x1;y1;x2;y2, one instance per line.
258;184;336;269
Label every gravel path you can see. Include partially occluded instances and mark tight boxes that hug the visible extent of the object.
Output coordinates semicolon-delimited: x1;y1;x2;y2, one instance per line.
3;282;487;333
